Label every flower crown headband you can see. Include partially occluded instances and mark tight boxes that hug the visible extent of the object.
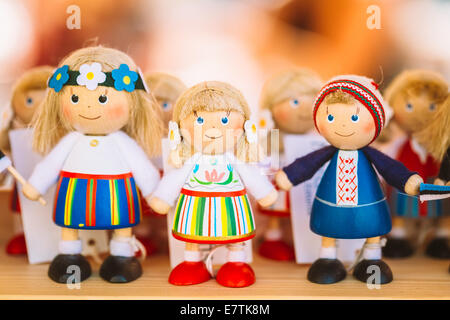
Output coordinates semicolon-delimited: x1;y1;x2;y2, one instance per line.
48;62;148;93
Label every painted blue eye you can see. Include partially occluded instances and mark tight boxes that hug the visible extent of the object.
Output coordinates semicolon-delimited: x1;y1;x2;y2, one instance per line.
26;97;33;105
351;114;359;122
406;103;413;111
290;99;300;108
162;101;171;110
429;103;436;111
221;116;229;125
327;114;334;123
196;117;204;125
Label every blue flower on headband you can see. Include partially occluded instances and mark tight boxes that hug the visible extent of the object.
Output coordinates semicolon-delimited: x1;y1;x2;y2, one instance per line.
111;64;138;92
48;65;69;92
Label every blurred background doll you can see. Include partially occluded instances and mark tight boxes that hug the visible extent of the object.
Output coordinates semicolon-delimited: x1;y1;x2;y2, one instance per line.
133;72;187;257
22;46;163;283
256;69;322;261
382;70;449;258
414;95;450;259
150;81;277;288
276;75;423;284
0;66;53;255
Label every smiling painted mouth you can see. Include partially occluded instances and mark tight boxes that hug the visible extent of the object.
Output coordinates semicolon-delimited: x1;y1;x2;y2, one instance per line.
205;134;223;140
79;114;101;120
334;131;355;137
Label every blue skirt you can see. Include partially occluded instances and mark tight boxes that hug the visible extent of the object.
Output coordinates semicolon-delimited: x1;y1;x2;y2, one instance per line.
394;190;442;218
310;197;392;239
53;171;142;230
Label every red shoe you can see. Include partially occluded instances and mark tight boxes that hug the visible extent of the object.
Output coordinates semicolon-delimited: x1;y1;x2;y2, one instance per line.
216;262;255;288
169;261;211;285
6;233;27;255
259;240;295;261
135;236;157;258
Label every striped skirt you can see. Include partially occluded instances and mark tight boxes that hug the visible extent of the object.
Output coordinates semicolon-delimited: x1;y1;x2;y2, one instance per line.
54;171;142;229
394;190;442;218
172;188;255;244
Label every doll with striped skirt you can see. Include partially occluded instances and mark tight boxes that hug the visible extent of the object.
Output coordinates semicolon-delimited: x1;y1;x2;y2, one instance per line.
150;81;278;288
22;47;162;283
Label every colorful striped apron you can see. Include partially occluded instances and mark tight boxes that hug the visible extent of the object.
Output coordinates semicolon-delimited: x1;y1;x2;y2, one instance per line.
172;188;255;244
53;171;142;229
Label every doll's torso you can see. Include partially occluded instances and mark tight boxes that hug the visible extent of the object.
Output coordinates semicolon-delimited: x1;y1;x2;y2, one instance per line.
62;134;130;175
182;153;244;193
397;138;439;181
316;149;385;206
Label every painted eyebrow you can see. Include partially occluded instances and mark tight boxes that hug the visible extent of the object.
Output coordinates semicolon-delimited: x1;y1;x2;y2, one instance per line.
326;105;329;114
193;111;199;117
225;109;231;116
356;105;360;114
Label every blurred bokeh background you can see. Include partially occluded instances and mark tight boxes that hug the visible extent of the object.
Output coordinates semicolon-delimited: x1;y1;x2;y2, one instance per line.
0;0;449;110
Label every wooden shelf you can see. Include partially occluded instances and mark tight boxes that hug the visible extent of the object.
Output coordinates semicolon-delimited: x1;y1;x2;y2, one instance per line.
0;194;448;300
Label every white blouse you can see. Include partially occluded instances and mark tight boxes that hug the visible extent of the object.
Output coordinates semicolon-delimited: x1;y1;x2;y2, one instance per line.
153;152;274;206
29;131;160;197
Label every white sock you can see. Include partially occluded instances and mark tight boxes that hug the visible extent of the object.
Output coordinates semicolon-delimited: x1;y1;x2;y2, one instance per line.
184;250;202;262
59;239;82;255
227;248;246;262
319;246;337;259
264;228;282;241
363;243;382;260
390;227;407;239
110;237;136;257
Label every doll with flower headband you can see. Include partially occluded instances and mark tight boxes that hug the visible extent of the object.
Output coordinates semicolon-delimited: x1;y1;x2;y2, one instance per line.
0;66;53;255
21;46;162;283
256;69;322;261
276;75;423;284
149;81;277;288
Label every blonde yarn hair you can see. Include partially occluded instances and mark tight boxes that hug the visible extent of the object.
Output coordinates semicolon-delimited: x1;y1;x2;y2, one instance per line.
384;69;448;109
414;96;450;161
144;72;186;103
170;81;257;167
32;46;163;157
260;68;322;113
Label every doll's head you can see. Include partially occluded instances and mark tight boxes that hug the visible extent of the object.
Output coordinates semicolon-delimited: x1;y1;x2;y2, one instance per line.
169;81;257;166
32;46;162;156
144;72;186;130
385;70;448;135
259;69;322;134
11;66;53;125
414;95;450;161
313;75;387;150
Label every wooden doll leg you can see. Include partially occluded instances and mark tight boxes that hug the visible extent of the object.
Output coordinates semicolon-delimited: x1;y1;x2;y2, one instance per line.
391;216;407;238
367;236;380;244
363;236;382;260
186;242;200;252
319;237;337;259
113;227;132;239
61;227;79;241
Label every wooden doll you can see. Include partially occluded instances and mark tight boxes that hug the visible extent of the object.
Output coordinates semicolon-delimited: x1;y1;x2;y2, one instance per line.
21;46;163;283
414;95;450;259
257;69;322;261
144;72;187;134
276;75;423;284
133;72;187;256
382;70;448;258
0;66;53;255
149;81;278;287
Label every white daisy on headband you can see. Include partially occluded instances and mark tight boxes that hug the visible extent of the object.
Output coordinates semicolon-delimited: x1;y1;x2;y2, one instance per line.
168;121;181;150
244;119;258;144
76;62;106;90
256;109;274;137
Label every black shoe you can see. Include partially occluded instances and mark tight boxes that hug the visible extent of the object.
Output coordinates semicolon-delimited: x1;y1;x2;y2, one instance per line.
48;254;92;284
425;238;450;259
382;238;414;258
307;258;346;284
353;259;393;284
100;255;142;283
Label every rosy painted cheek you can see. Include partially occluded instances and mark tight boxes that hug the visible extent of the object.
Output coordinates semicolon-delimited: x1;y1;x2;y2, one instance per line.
62;104;72;121
364;122;375;134
106;105;127;119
